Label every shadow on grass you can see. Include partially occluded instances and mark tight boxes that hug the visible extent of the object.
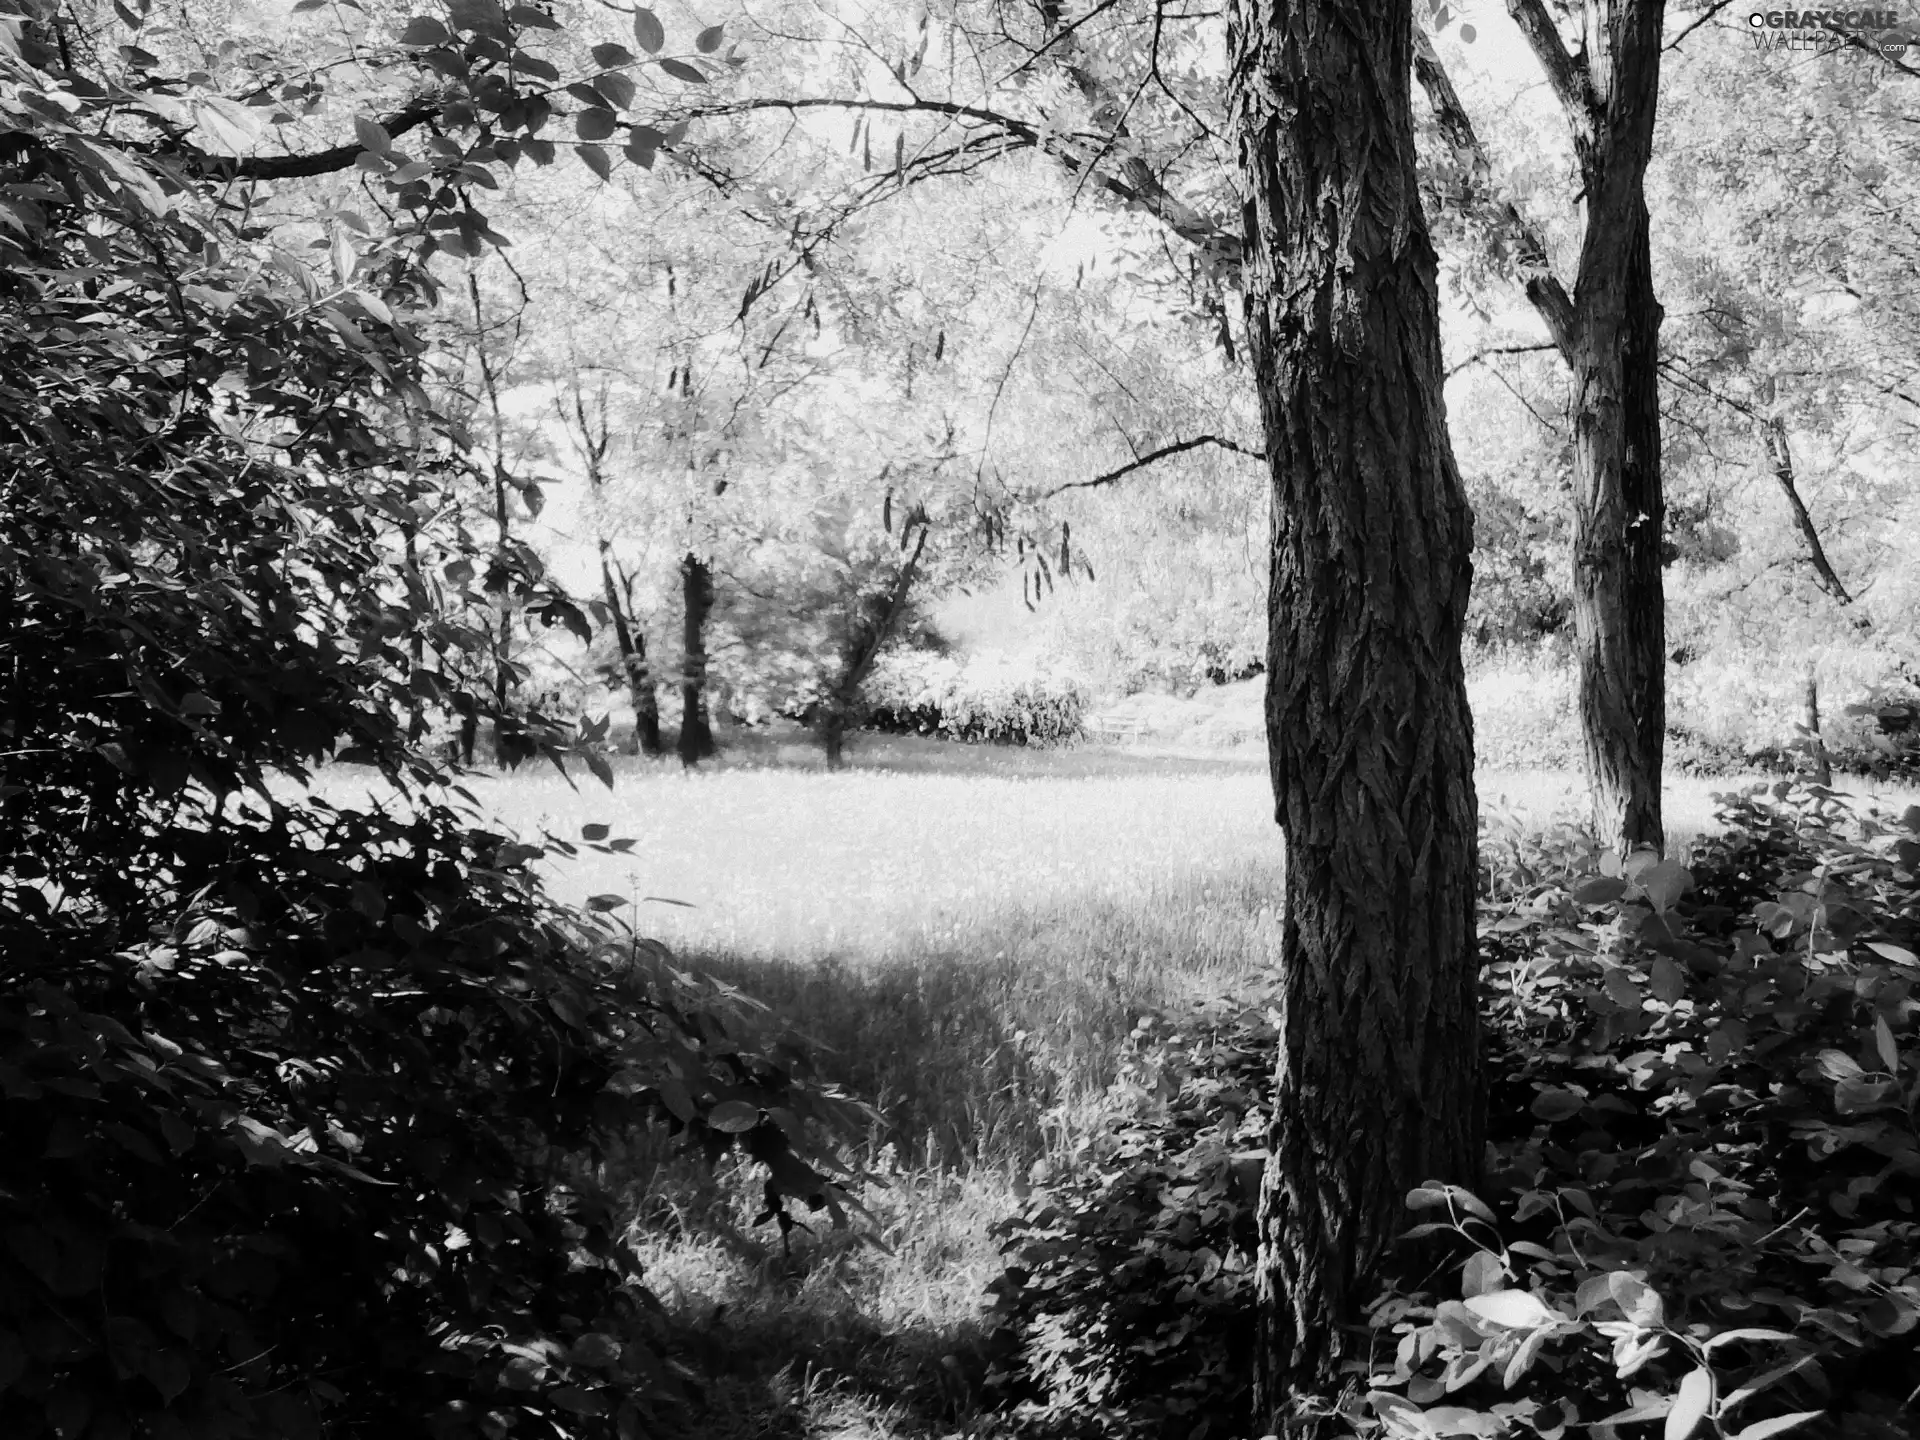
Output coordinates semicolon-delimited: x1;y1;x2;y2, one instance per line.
613;1152;1017;1440
663;1288;999;1440
663;857;1283;1168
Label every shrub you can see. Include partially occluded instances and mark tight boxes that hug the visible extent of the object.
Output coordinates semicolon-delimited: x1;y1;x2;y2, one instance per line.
863;653;1089;746
0;71;866;1439
987;784;1920;1439
983;996;1274;1438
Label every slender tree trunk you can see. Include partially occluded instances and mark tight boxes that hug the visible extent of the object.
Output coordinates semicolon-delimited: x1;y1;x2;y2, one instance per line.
403;523;427;743
1763;416;1865;617
601;548;661;756
677;553;717;766
1229;1;1483;1430
468;273;520;767
1568;203;1666;854
1803;665;1832;787
1418;1;1670;853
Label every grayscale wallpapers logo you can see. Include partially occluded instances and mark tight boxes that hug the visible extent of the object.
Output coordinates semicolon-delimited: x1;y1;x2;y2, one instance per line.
1746;8;1913;53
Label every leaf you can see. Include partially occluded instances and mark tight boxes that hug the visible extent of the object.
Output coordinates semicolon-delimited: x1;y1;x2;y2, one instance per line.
575;108;617;141
595;72;636;109
592;41;635;67
1815;1048;1864;1081
581;823;610;841
1638;859;1692;912
354;115;393;156
1727;1415;1824;1440
696;22;725;51
586;893;627;912
1604;966;1643;1010
1608;1271;1664;1327
1723;1355;1818;1414
1703;1328;1795;1350
191;96;266;155
1461;1250;1505;1298
576;143;612;181
632;6;665;52
708;1100;759;1133
1572;875;1628;905
1649;955;1686;1003
1530;1087;1583;1121
1665;1367;1712;1440
1463;1289;1557;1330
1866;940;1919;965
1872;1013;1900;1073
398;15;450;45
659;57;709;84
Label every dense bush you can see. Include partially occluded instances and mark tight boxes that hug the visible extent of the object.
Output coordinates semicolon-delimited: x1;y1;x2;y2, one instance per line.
986;784;1920;1439
0;55;865;1440
863;653;1089;746
982;997;1275;1436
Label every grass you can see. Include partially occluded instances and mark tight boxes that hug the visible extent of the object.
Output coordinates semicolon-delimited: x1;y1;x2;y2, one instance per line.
310;732;1920;1437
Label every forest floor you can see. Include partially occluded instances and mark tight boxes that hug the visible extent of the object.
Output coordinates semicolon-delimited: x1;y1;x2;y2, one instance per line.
316;738;1920;1438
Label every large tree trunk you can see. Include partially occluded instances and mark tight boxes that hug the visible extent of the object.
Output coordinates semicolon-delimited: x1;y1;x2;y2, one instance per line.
601;549;662;756
1228;0;1484;1430
1568;206;1665;853
677;553;717;766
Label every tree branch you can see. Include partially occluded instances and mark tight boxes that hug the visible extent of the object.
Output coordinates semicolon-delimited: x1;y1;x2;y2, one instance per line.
690;95;1242;272
1664;0;1737;51
185;100;444;180
1504;0;1594;138
1039;433;1264;498
1445;342;1559;378
1411;31;1577;356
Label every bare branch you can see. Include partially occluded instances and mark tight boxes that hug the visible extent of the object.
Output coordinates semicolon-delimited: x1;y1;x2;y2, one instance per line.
1411;31;1577;355
1664;0;1737;51
1445;342;1559;378
1504;0;1594;137
690;95;1242;271
1039;434;1264;498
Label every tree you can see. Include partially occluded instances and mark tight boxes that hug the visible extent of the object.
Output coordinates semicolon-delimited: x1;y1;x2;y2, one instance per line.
1415;0;1669;852
1226;0;1483;1429
555;376;666;756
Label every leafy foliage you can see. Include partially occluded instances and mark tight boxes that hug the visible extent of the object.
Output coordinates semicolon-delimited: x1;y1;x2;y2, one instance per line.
986;784;1920;1439
0;22;868;1439
982;998;1273;1437
863;653;1089;746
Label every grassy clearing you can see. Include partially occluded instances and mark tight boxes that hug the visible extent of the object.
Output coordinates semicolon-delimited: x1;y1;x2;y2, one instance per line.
311;736;1918;1437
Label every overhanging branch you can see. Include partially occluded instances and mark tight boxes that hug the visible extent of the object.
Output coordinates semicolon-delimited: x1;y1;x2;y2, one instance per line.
1412;31;1576;356
1039;433;1264;498
691;95;1242;272
1504;0;1595;138
183;100;444;180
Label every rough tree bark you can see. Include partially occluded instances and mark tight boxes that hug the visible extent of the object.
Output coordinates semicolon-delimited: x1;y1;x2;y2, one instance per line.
677;553;717;766
1228;0;1484;1429
1415;0;1670;854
